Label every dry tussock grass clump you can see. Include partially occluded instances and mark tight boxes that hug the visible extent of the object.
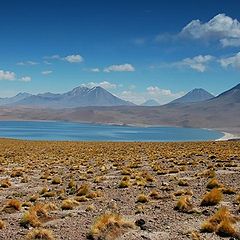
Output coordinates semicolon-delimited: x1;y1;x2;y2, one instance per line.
201;206;240;238
149;190;161;200
0;220;5;229
10;168;24;178
2;199;22;213
51;176;61;184
61;199;79;210
173;189;193;197
174;196;194;213
136;194;149;203
178;178;189;186
20;204;49;228
25;228;55;240
201;188;223;206
0;178;12;188
206;178;223;189
77;183;90;196
118;177;131;188
87;212;134;240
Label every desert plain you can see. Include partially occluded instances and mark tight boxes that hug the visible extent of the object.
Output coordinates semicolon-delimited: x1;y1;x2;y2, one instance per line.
0;139;240;239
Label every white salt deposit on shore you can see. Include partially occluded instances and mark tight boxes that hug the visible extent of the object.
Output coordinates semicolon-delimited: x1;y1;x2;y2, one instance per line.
216;132;240;141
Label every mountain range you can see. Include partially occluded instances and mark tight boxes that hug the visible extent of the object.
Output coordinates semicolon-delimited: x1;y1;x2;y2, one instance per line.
0;86;134;108
0;85;215;108
0;83;239;133
170;88;215;104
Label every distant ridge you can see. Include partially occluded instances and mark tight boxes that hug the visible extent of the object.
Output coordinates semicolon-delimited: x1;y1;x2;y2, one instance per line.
170;88;214;104
0;83;240;131
0;92;32;106
4;86;134;108
141;99;160;106
212;83;240;103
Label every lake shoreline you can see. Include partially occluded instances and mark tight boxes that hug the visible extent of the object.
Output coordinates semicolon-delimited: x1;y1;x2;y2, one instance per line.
0;120;225;142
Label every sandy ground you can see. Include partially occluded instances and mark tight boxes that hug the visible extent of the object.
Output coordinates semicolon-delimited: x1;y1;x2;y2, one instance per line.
0;139;239;240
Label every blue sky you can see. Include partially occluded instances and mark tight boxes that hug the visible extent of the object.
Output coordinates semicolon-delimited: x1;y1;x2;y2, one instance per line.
0;0;240;104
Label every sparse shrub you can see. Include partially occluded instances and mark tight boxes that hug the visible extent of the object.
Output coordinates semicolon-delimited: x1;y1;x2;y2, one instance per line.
51;176;61;184
178;179;189;186
42;191;56;198
0;178;11;188
86;204;95;212
75;196;89;202
174;196;194;213
136;194;148;203
149;190;161;200
87;212;134;240
61;199;79;210
20;210;41;228
207;178;222;189
68;179;76;188
40;187;49;195
29;194;39;202
25;228;55;240
0;220;5;229
2;199;21;213
77;184;90;196
216;219;237;237
201;206;238;236
118;180;130;188
20;204;49;228
201;188;223;206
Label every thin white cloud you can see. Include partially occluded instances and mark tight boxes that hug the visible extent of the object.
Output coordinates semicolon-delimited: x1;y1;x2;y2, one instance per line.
120;86;184;105
19;76;31;82
181;13;240;47
219;52;240;69
43;55;61;60
41;70;53;75
81;81;117;90
103;63;135;72
161;55;214;72
17;61;38;66
43;54;84;63
64;54;84;63
0;70;16;81
220;38;240;47
90;68;100;72
179;55;214;72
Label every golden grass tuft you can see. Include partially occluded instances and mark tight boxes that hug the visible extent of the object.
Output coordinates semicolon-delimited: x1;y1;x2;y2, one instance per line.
118;180;130;188
0;220;5;229
2;199;22;213
216;219;237;237
20;210;41;228
206;178;223;189
61;199;79;210
200;188;223;206
87;212;134;240
51;176;61;184
201;206;239;237
136;194;149;203
25;228;55;240
149;190;161;200
20;204;49;228
174;196;194;213
0;178;12;188
178;179;189;186
77;183;90;196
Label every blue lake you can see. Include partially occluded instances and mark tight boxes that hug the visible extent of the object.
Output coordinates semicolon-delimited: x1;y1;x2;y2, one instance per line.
0;121;224;142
